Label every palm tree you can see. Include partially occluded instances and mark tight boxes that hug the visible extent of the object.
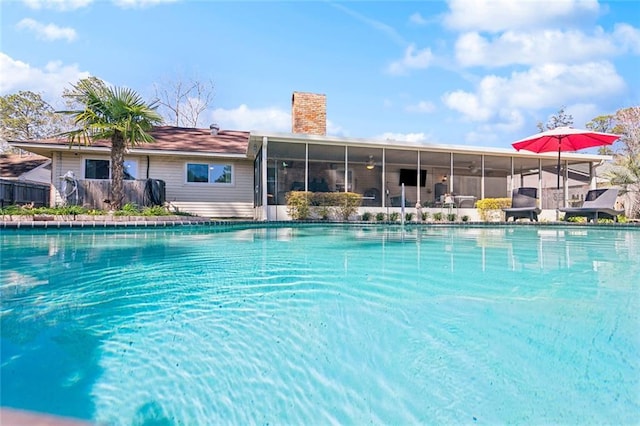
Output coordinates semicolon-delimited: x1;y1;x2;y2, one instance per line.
60;82;162;210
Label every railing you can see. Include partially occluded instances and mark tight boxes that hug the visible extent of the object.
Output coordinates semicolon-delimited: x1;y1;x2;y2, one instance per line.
0;179;50;208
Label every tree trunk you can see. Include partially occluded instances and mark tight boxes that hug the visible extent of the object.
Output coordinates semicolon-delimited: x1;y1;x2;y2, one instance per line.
111;132;125;210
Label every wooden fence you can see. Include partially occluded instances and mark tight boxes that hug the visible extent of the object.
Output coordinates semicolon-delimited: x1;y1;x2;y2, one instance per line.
64;179;165;210
0;179;50;208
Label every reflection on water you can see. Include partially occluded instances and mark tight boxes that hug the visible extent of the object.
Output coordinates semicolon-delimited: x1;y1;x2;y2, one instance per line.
1;225;639;424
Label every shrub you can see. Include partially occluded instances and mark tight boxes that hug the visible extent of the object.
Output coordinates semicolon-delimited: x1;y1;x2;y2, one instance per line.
286;191;313;220
376;212;386;221
301;192;362;221
596;218;614;224
389;212;400;222
142;206;169;216
114;203;140;216
336;192;362;221
361;212;372;221
447;213;457;222
405;212;414;222
565;216;586;223
461;215;470;222
433;212;443;221
421;211;430;221
475;198;511;221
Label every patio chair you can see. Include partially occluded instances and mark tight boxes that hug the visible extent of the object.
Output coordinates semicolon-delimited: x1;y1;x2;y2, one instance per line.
559;188;624;222
502;187;541;222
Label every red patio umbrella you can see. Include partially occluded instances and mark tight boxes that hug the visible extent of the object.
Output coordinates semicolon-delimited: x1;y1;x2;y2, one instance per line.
512;126;620;189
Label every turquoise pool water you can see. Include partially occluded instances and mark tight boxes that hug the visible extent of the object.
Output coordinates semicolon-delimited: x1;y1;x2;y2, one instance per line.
1;225;639;424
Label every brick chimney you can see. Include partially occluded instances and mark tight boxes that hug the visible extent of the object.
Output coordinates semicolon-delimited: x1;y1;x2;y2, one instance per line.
291;92;326;136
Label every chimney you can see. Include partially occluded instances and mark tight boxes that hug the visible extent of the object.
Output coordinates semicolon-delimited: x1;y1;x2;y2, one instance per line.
210;123;219;135
291;92;326;136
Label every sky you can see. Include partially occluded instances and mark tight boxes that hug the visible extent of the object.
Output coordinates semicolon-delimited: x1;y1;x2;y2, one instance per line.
1;0;639;148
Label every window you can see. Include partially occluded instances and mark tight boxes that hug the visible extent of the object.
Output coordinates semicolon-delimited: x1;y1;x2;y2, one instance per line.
124;160;138;180
85;159;110;179
84;159;139;180
187;163;233;184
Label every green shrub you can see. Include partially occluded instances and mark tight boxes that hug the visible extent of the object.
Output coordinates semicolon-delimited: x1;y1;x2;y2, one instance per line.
476;198;511;221
389;212;400;222
461;215;470;222
316;205;332;220
361;212;372;221
291;191;361;221
336;192;362;221
142;206;169;216
405;212;414;222
376;212;386;221
565;216;586;223
433;212;443;221
597;218;614;224
114;203;140;216
447;213;457;222
286;191;313;220
421;211;430;221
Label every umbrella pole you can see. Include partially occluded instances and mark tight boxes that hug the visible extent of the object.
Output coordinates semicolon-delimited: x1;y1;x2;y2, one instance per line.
556;145;561;190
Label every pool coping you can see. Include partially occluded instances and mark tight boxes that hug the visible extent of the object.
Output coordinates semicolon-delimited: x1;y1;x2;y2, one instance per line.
2;217;640;230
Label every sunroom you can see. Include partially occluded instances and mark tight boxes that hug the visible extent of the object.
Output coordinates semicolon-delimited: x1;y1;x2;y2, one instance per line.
249;132;609;221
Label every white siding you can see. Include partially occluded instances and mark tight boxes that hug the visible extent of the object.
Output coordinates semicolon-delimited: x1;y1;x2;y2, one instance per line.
51;152;255;218
150;156;254;217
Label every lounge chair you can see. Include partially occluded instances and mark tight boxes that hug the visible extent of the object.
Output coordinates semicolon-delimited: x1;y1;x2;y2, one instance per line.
503;187;541;222
559;188;624;222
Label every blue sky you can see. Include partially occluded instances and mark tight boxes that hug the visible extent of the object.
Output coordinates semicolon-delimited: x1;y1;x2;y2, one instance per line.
1;0;639;148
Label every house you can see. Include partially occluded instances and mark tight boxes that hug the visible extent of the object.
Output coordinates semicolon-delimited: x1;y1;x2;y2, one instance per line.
9;92;611;220
0;153;52;207
0;153;51;184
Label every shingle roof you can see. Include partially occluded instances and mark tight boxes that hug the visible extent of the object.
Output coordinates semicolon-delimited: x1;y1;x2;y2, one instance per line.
10;126;251;155
0;153;50;179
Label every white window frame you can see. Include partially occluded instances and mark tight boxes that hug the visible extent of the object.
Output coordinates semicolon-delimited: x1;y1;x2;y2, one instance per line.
185;162;234;185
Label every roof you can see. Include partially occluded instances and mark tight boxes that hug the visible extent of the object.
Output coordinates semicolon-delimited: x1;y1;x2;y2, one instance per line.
9;125;611;164
0;153;50;179
8;126;251;158
248;130;612;162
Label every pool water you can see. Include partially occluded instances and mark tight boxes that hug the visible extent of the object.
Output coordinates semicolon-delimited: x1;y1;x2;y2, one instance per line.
1;225;639;424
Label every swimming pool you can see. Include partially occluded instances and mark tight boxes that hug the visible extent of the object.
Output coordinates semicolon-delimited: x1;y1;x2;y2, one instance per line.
1;225;639;424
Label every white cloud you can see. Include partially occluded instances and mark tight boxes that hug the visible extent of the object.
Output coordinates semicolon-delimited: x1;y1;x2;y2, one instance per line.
211;104;290;132
614;23;640;54
386;44;434;75
409;12;427;26
17;18;77;42
443;61;625;122
330;3;406;46
443;0;600;33
22;0;93;10
375;132;430;143
0;53;90;106
560;103;600;128
405;101;436;113
441;90;492;121
112;0;178;8
455;27;638;67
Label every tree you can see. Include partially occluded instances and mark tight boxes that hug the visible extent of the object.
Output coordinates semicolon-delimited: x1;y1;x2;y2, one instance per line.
153;74;215;127
536;106;574;132
62;76;109;109
601;106;640;218
586;114;616;154
59;83;162;210
0;91;65;150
